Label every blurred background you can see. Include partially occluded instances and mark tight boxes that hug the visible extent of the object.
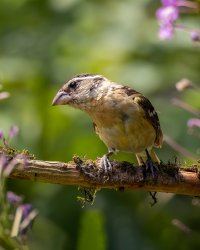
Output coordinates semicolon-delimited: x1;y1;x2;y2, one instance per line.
0;0;200;249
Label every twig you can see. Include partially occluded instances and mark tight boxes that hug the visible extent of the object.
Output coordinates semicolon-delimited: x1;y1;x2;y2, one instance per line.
1;148;199;196
171;98;200;117
164;134;198;160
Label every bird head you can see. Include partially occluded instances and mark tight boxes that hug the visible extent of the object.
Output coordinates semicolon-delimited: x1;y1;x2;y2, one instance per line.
52;73;109;109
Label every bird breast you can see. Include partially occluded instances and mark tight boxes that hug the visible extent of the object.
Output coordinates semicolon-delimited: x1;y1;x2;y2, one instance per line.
87;95;156;153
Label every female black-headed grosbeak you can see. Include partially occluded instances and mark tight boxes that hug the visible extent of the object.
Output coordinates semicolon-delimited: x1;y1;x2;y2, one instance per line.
52;74;163;174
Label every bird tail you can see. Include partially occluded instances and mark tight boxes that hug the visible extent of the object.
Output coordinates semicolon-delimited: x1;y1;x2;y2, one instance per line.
136;148;160;166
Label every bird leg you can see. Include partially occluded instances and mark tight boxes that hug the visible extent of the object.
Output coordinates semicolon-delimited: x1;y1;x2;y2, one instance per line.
144;149;159;177
100;150;114;173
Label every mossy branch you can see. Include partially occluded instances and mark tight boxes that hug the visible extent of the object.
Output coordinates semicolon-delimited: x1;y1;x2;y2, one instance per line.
1;148;200;196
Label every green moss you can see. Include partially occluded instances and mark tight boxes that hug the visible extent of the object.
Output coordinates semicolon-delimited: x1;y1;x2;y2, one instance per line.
77;187;97;207
0;146;35;160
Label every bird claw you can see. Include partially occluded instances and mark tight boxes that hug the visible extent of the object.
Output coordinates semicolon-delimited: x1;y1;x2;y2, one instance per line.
100;154;113;174
145;158;159;178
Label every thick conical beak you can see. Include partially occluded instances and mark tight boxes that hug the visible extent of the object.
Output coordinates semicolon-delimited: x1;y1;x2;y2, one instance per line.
52;90;72;106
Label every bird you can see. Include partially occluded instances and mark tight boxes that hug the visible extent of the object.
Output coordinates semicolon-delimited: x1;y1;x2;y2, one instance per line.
52;73;163;175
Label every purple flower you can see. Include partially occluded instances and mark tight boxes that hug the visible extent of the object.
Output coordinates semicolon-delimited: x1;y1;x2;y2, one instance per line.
22;203;33;219
2;157;18;177
156;0;199;42
3;154;28;177
162;0;178;6
11;203;38;239
191;31;200;42
7;191;22;205
159;24;174;39
0;130;4;140
9;125;19;139
156;5;179;40
187;118;200;128
19;203;38;238
162;0;198;9
156;6;179;23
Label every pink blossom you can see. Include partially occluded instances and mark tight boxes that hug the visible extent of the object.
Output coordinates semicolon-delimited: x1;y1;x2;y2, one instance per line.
162;0;178;6
9;125;19;138
156;6;179;23
159;24;174;39
7;191;22;205
191;31;200;42
0;130;3;140
187;118;200;128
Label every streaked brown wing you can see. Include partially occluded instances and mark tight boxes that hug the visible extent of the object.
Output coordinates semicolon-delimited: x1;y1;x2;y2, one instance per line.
122;86;163;147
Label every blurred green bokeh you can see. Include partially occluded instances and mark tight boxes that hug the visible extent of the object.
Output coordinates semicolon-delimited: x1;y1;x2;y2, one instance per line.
0;0;200;249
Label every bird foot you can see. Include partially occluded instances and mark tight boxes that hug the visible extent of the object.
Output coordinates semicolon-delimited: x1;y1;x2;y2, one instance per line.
100;154;113;174
145;158;159;178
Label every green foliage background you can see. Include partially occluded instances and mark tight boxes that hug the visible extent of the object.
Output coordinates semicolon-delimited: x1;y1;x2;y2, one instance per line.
0;0;200;249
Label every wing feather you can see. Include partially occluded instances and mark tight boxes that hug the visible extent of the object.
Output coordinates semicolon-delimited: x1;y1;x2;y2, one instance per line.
121;86;163;147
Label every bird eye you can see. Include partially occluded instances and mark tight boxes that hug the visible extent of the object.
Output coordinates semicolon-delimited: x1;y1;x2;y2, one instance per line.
69;81;78;89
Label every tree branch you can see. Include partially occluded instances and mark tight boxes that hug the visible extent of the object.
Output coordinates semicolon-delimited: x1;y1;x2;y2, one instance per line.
2;148;200;196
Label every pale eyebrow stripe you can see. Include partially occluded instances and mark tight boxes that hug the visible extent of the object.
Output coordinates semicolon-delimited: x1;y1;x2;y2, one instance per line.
71;75;103;81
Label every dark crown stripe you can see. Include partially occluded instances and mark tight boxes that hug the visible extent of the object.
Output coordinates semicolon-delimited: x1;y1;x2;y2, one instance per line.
73;73;97;78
